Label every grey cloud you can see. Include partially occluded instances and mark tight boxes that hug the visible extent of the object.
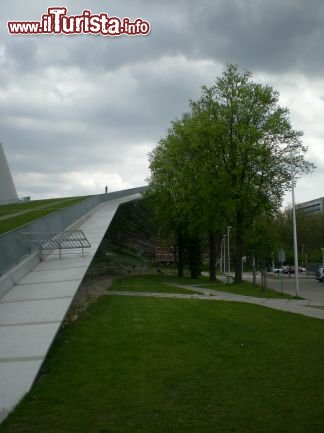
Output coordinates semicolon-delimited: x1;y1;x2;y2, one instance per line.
188;0;324;76
3;0;324;77
1;0;323;199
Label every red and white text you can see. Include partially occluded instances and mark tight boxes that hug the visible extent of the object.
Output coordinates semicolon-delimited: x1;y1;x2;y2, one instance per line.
8;7;151;36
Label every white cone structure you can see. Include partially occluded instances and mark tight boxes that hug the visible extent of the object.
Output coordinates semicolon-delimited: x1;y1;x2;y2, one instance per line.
0;143;18;203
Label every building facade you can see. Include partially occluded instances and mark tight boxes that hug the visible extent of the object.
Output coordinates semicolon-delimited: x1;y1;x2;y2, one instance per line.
296;197;324;215
0;143;18;204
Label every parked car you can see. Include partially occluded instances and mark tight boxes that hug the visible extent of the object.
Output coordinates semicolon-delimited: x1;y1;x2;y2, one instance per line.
283;266;306;274
273;267;286;273
315;266;324;282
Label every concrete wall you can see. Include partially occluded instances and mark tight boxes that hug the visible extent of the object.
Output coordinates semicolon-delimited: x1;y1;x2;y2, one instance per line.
0;186;147;280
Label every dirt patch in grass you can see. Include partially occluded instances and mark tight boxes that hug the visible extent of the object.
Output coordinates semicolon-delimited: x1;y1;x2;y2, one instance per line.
63;275;114;325
64;273;205;325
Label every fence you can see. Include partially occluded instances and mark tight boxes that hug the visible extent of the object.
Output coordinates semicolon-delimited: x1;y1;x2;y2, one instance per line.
0;186;146;276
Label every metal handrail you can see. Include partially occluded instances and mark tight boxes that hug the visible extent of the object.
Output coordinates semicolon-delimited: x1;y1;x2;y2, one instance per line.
21;230;91;259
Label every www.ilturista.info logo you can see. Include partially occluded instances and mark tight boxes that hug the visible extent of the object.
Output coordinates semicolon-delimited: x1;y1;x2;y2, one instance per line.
7;7;151;36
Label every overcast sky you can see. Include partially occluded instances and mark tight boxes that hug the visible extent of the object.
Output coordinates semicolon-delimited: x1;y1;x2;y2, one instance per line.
1;0;324;207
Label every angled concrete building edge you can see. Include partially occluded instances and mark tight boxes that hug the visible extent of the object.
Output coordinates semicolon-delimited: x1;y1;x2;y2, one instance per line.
0;189;145;423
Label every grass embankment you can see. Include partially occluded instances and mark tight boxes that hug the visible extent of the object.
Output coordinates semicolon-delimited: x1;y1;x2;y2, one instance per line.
1;275;323;433
0;196;89;235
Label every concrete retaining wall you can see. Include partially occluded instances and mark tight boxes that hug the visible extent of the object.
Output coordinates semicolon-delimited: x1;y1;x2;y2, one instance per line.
0;186;147;282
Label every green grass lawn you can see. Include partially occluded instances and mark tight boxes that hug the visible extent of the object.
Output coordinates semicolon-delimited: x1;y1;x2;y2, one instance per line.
115;274;299;299
0;196;89;235
1;277;323;433
196;280;302;299
109;274;202;294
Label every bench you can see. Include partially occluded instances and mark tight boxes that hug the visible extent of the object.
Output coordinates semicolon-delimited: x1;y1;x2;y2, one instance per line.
21;230;91;259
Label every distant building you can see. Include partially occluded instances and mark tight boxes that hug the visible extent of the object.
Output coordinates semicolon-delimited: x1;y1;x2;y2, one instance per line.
0;143;18;204
296;197;324;215
154;246;177;263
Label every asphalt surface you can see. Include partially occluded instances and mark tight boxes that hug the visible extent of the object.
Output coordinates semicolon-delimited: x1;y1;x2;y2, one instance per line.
243;272;324;302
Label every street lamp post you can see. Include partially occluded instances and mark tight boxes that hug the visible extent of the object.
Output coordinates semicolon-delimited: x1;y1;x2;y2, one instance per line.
252;253;256;285
220;237;224;272
227;226;232;274
290;146;300;297
222;235;227;273
220;239;223;273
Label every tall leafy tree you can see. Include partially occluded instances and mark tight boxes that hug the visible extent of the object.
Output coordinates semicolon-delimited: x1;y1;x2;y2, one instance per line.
148;111;227;279
147;116;198;277
273;208;324;265
192;65;314;282
147;64;314;283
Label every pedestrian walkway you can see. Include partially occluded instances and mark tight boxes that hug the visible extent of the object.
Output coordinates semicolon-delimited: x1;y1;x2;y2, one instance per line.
0;193;141;423
105;282;324;320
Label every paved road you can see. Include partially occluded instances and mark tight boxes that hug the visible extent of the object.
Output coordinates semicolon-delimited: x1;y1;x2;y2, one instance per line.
243;273;324;302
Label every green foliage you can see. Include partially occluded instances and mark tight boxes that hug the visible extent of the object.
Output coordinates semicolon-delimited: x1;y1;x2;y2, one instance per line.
147;64;314;282
273;208;324;264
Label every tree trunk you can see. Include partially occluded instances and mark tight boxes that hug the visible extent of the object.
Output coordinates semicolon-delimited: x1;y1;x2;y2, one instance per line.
234;231;244;283
177;230;184;277
252;255;256;285
188;235;202;279
209;231;217;281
